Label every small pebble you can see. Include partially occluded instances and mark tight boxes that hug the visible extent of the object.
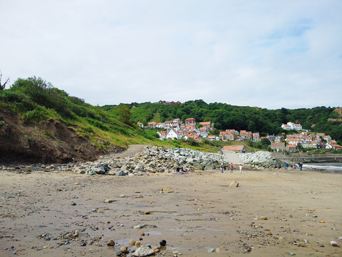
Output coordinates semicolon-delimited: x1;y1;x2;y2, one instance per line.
330;241;338;247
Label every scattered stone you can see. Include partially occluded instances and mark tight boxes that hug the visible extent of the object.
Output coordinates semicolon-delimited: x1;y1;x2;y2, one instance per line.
135;241;141;248
229;181;239;187
160;240;166;246
134;224;147;229
107;240;115;246
257;216;268;220
132;245;155;256
207;248;215;253
128;239;136;246
330;241;338;247
162;188;173;193
120;246;128;253
104;199;116;203
215;248;220;253
319;221;325;223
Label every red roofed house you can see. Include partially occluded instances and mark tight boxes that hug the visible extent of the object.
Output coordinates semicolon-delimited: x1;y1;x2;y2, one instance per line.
286;144;296;153
253;133;260;142
207;135;217;141
271;143;285;152
137;122;144;128
200;121;213;131
148;122;156;128
185;118;196;127
222;145;246;153
157;131;167;140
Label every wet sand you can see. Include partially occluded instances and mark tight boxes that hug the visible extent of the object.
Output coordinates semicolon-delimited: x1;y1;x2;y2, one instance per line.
0;168;341;256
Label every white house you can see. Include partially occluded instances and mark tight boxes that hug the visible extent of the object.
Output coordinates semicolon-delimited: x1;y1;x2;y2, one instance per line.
157;131;167;140
166;128;181;140
281;122;302;131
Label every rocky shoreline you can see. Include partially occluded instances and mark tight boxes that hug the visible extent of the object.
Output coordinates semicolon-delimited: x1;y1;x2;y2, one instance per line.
73;146;227;176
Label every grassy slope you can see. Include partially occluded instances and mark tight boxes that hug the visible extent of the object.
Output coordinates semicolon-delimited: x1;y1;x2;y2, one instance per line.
0;77;227;153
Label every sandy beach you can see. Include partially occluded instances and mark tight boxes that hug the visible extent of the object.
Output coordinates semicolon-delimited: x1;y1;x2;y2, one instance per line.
0;164;341;257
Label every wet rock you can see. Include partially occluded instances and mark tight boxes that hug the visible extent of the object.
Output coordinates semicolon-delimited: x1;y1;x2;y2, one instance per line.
107;240;115;246
128;239;136;246
159;240;166;246
135;241;141;248
132;245;155;256
120;246;128;253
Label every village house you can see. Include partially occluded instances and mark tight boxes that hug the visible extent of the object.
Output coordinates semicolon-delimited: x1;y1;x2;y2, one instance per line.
185;118;196;128
148;122;157;128
286;144;296;153
219;130;235;141
323;135;332;143
156;123;164;129
252;133;260;142
281;122;302;131
207;135;217;141
274;136;284;143
271;142;285;152
164;120;172;129
285;138;299;146
267;135;276;143
200;121;213;131
222;145;246;153
172;118;181;126
157;131;167;140
166;128;181;140
137;122;144;128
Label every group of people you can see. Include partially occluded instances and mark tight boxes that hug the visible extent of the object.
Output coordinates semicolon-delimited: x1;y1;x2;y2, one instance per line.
285;162;303;171
221;162;243;174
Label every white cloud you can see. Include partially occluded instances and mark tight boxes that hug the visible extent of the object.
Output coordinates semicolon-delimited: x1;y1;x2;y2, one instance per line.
0;0;341;109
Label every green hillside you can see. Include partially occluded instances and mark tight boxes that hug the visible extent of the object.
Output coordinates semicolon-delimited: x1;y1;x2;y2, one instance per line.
0;76;222;154
103;100;342;144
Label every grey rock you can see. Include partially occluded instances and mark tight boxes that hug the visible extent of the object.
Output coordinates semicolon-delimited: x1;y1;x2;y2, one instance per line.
116;170;127;176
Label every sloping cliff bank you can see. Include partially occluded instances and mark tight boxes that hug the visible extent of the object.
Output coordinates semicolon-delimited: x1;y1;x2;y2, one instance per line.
0;109;123;165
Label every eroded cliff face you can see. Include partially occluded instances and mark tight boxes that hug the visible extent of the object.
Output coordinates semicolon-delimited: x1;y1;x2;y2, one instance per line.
0;109;122;165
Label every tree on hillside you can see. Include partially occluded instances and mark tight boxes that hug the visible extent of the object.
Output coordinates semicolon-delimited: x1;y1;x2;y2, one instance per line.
118;104;134;127
261;138;271;146
0;71;9;90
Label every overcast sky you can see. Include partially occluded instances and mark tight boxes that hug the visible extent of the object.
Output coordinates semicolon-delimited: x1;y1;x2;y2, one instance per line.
1;0;341;109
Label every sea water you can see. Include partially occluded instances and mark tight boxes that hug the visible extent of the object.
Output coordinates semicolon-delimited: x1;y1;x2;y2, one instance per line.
303;162;342;172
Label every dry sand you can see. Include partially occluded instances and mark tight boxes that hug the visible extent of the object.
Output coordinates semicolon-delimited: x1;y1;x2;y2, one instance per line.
0;166;341;256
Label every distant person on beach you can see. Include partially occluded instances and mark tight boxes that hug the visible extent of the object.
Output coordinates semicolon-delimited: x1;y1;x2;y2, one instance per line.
298;163;303;171
230;163;233;173
221;162;224;173
285;162;289;169
239;164;243;173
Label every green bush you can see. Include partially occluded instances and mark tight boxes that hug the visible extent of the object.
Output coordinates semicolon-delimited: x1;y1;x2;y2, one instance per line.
23;108;49;124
